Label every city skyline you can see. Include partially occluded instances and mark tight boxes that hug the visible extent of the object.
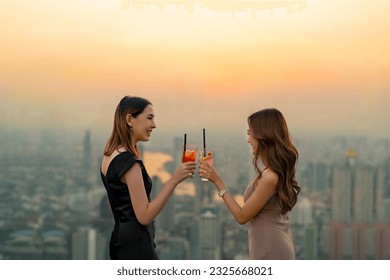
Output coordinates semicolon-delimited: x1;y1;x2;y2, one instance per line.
2;125;390;260
1;0;390;139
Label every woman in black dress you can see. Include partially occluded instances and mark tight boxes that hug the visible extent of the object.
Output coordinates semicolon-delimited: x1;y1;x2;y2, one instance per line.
100;96;196;260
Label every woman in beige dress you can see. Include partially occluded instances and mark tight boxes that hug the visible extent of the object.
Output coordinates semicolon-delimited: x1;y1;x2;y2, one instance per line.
199;108;300;260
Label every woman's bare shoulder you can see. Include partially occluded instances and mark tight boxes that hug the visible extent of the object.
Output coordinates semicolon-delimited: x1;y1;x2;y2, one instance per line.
259;168;279;186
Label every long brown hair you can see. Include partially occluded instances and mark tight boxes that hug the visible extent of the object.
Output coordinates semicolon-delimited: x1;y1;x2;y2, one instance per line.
248;108;300;214
103;96;152;158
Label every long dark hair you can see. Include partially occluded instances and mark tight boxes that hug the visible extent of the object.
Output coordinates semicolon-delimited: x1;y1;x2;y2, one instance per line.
248;108;300;214
104;96;152;158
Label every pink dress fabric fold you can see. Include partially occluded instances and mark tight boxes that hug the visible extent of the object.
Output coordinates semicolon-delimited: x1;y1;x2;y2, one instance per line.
243;181;295;260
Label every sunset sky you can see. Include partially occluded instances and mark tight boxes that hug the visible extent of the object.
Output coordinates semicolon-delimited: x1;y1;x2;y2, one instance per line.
1;0;390;138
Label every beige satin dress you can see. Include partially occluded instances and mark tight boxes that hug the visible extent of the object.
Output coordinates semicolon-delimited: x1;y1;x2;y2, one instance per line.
243;181;296;260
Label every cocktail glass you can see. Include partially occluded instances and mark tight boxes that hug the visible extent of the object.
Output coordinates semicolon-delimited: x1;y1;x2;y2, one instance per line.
182;144;198;163
199;150;214;181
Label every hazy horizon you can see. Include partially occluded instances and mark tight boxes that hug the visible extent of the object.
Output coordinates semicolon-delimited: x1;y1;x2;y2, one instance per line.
1;0;390;139
1;1;390;264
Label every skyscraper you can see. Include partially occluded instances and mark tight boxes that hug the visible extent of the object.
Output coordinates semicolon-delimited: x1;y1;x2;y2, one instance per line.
303;162;331;193
152;175;175;231
82;129;92;172
291;196;318;259
374;157;390;259
199;209;221;260
328;149;380;259
71;228;106;260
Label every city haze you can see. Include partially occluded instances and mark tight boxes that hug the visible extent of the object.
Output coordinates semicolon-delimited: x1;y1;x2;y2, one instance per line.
1;0;390;139
1;0;390;260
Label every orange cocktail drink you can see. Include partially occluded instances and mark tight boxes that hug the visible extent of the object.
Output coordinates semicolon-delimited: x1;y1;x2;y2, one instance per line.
182;150;197;162
182;144;198;163
199;150;214;181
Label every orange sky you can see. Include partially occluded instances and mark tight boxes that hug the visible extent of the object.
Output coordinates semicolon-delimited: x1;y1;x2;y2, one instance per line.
1;0;390;137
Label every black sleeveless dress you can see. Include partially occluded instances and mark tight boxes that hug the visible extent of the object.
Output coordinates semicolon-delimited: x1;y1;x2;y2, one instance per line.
100;151;158;260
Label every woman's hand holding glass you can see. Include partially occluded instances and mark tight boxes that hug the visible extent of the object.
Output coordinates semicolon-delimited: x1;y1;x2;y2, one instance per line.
172;161;197;185
199;158;220;184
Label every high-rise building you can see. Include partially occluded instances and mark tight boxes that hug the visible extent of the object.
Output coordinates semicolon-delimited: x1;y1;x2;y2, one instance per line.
173;137;184;166
83;129;92;172
71;228;107;260
291;196;318;260
374;157;390;259
328;149;381;259
199;209;221;260
196;180;215;209
193;163;222;259
382;157;390;215
303;162;331;193
152;176;175;231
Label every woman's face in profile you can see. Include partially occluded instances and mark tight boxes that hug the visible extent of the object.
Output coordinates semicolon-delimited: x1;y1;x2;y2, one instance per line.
130;105;156;142
247;128;258;155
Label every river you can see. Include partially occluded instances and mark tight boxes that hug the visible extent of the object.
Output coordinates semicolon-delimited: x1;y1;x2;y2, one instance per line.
143;151;196;196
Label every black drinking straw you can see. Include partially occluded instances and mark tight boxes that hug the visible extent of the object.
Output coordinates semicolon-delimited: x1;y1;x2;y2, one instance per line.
203;128;206;156
183;133;187;152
